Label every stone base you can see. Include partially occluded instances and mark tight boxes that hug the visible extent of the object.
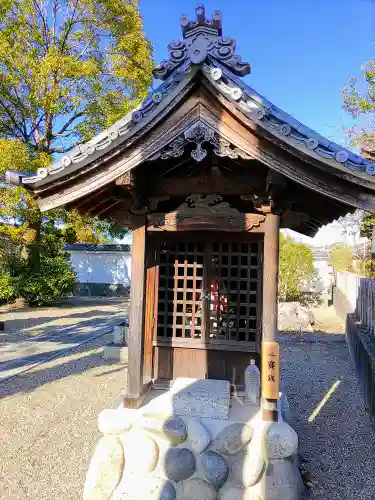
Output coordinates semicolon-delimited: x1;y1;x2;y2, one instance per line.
84;378;303;500
102;345;128;363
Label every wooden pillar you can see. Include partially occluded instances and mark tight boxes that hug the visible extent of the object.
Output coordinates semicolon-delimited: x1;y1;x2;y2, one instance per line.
124;220;150;408
261;211;280;421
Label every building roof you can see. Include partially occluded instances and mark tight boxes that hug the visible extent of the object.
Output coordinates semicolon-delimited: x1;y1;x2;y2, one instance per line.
5;5;375;230
65;244;131;253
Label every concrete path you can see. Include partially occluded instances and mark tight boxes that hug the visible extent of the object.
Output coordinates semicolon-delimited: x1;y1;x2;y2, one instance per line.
0;312;126;381
279;308;375;500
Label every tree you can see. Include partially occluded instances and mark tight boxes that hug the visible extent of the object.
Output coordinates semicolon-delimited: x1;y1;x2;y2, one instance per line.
278;234;316;304
330;243;354;272
0;0;153;304
342;52;375;241
342;53;375;160
0;0;153;244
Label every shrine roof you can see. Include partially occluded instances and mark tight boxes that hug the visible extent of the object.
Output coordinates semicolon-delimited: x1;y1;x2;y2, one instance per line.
5;5;375;211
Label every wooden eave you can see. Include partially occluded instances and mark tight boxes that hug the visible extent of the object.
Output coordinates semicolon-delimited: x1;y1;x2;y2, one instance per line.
19;80;375;217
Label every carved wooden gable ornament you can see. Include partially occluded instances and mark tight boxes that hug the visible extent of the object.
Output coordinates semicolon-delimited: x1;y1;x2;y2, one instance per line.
147;195;265;232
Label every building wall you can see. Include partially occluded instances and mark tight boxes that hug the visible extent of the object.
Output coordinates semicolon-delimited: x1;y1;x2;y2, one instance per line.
68;250;132;296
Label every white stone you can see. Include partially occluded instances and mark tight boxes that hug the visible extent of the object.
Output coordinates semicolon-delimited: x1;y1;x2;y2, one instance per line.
114;477;176;500
185;417;211;453
231;441;264;487
102;345;128;363
278;302;313;331
262;422;298;460
120;432;159;474
113;326;128;345
261;459;303;500
98;409;134;434
170;378;230;419
83;435;124;500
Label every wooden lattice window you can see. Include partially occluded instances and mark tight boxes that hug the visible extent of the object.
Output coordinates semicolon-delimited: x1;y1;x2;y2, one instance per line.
157;241;204;339
209;241;261;342
156;238;262;345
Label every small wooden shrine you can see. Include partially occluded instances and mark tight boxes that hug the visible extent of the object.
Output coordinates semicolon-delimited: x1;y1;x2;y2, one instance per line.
8;6;375;421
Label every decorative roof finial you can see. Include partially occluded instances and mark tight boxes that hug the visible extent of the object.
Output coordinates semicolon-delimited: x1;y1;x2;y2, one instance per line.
153;5;250;81
180;5;223;39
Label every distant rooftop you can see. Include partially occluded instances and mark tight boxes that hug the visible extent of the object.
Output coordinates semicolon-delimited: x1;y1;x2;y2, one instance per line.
64;244;131;252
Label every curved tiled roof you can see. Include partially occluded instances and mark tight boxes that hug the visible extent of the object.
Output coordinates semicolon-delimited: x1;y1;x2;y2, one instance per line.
6;5;375;190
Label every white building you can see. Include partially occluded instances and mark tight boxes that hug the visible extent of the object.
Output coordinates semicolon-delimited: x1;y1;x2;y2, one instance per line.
65;244;131;296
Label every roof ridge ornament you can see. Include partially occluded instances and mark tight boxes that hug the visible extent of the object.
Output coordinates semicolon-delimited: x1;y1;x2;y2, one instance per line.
152;5;251;81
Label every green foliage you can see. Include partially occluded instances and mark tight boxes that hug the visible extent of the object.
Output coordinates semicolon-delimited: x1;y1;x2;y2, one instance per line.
0;0;154;149
0;271;18;304
330;243;354;272
0;0;148;304
278;234;316;304
342;52;375;159
359;211;375;239
15;235;76;306
52;208;129;244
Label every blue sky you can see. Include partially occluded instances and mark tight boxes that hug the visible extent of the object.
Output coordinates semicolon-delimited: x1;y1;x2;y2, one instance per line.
140;0;375;146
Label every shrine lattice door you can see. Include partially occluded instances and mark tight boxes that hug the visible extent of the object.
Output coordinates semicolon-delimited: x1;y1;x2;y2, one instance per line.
150;234;263;384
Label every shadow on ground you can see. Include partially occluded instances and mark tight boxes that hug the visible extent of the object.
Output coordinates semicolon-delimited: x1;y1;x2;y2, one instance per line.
0;338;127;399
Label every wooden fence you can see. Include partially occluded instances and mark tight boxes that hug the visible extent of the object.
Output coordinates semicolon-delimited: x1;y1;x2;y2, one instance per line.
334;271;375;426
335;271;375;335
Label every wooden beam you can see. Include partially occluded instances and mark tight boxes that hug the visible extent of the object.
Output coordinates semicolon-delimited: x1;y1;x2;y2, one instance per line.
143;251;159;385
261;211;280;422
116;170;135;188
152;174;264;196
124;219;149;408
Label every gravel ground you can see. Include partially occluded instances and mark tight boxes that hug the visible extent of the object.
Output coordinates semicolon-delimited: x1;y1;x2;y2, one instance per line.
280;332;375;500
0;334;127;500
1;305;374;500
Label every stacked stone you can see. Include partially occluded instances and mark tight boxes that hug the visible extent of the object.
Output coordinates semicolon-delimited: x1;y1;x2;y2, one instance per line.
84;402;302;500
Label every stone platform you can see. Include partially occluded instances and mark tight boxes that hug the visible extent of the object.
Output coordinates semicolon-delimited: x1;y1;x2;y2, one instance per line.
84;378;303;500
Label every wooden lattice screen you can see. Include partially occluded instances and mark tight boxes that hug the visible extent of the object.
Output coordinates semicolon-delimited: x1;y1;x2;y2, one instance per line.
156;237;262;347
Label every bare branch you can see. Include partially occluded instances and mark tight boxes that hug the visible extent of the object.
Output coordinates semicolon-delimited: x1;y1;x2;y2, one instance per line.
32;0;50;50
59;0;81;53
54;111;85;137
50;142;80;154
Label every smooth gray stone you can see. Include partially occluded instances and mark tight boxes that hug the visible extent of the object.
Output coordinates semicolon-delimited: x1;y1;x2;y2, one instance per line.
218;485;261;500
142;416;187;444
261;459;304;500
214;423;253;455
164;448;196;481
200;451;229;490
164;417;187;444
280;394;292;425
262;422;298;459
177;478;217;500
